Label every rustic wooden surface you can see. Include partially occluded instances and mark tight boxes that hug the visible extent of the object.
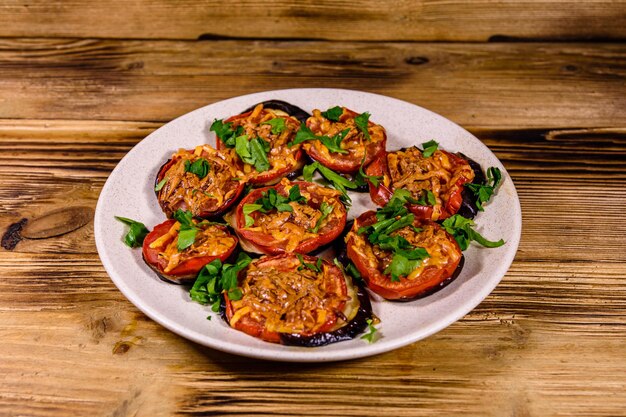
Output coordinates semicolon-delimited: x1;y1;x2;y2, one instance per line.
1;1;625;416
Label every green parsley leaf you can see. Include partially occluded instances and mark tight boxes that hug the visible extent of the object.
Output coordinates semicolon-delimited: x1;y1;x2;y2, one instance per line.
250;185;307;220
354;156;382;188
441;214;505;251
220;252;252;295
465;167;503;211
155;177;168;192
415;189;437;206
345;261;362;281
303;161;357;204
210;119;244;148
235;135;270;172
242;203;263;227
260;117;287;135
309;201;333;233
184;158;210;179
384;248;429;281
189;253;252;308
361;318;378;343
354;112;371;140
321;106;343;121
172;209;198;251
291;125;349;154
296;254;322;273
114;216;149;248
421;140;439;158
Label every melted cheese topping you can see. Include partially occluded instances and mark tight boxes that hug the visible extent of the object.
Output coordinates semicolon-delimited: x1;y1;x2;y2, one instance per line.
158;145;244;216
149;221;236;273
348;219;461;281
229;258;350;334
227;104;301;180
245;178;345;252
306;108;385;162
387;147;475;220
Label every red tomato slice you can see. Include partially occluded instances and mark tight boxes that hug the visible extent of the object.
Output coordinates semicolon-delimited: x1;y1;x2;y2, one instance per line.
345;211;463;301
155;145;246;219
215;104;304;185
365;147;475;221
232;179;347;255
223;254;350;344
142;219;238;284
303;107;387;174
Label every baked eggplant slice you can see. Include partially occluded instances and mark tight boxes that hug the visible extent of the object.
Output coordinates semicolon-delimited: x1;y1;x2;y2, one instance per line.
155;145;246;219
222;253;372;346
229;178;347;255
142;218;238;284
211;101;309;185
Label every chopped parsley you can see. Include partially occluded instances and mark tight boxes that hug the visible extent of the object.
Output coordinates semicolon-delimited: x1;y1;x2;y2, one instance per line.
210;119;244;148
184;158;210;179
173;209;198;251
354;156;382;188
297;254;323;273
421;140;439;158
190;252;252;311
303;161;357;203
309;201;333;233
154;177;168;192
354;112;371;140
242;185;307;227
114;216;149;248
361;319;378;343
235;135;271;172
415;189;437;206
441;214;505;250
321;106;343;121
260;117;287;135
291;124;349;154
465;167;502;211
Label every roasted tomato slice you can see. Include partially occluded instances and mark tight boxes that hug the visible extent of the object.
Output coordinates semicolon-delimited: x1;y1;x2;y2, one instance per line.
142;219;238;284
214;102;306;185
223;253;371;346
303;107;387;174
345;210;463;301
231;178;347;255
366;147;475;221
155;145;246;219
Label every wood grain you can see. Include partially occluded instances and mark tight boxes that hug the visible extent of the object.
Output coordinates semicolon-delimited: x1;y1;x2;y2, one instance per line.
0;39;624;128
0;1;624;42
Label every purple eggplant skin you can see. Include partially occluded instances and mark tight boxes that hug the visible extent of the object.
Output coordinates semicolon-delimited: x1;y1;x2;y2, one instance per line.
457;153;487;219
242;100;311;124
142;251;195;285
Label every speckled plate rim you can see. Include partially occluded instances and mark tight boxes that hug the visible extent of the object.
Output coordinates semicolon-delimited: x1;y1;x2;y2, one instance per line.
94;88;521;362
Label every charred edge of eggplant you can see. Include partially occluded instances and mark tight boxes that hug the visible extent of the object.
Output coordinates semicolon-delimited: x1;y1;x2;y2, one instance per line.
457;153;487;220
279;282;373;347
242;100;311;124
142;251;195;285
393;254;465;302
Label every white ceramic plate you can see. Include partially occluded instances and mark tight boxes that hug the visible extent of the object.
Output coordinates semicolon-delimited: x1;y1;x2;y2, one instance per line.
94;88;521;362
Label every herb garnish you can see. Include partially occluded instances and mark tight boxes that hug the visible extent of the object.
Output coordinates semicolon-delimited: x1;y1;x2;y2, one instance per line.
321;106;343;121
154;177;168;192
415;189;437;206
354;112;371;140
184;158;210;179
441;214;505;250
465;167;502;211
303;161;357;203
190;252;252;312
421;140;439;158
173;209;198;251
361;319;378;343
291;125;350;154
309;201;333;233
114;216;149;248
260;117;287;135
235;135;271;172
210;119;244;148
242;185;307;227
297;254;323;273
354;156;383;188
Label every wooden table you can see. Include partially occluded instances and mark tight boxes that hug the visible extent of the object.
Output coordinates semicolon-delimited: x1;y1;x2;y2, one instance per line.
1;2;625;416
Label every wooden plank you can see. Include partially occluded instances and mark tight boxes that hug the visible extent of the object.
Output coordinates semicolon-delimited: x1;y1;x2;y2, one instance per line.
0;1;624;42
0;39;624;127
1;120;625;261
0;254;625;416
